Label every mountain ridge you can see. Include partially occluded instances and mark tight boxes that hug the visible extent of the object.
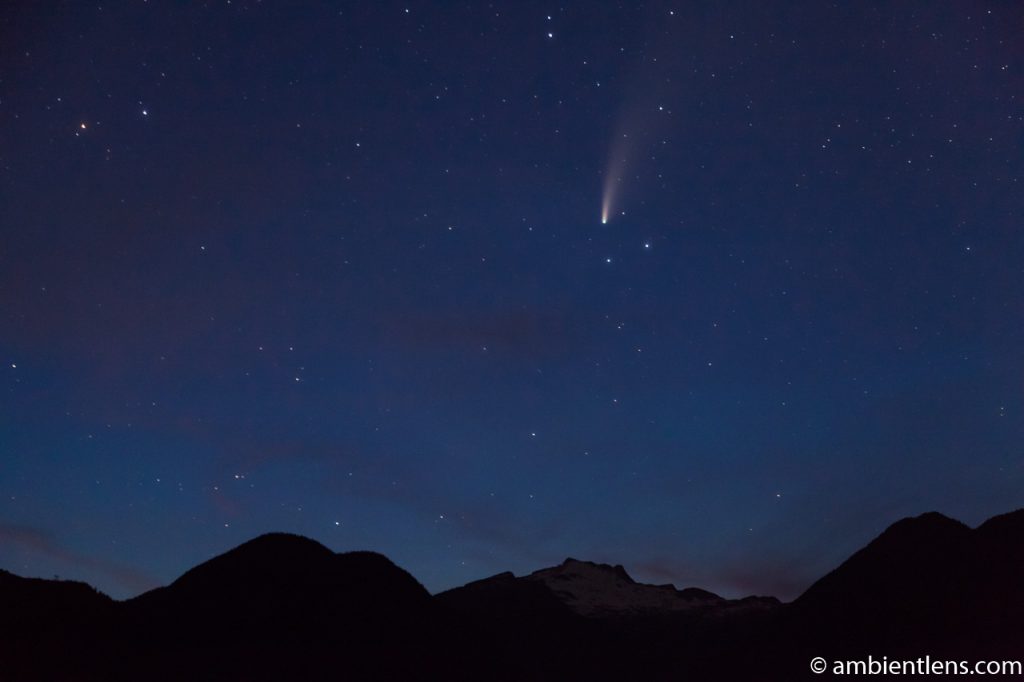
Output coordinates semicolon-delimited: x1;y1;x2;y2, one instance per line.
3;508;1023;680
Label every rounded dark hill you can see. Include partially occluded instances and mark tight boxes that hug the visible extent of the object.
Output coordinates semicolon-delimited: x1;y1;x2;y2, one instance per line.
973;507;1024;577
791;512;976;651
796;512;971;602
119;534;445;680
975;507;1024;541
129;532;430;617
123;532;434;648
796;512;971;596
965;508;1024;640
1;569;115;637
162;532;336;595
0;568;113;613
0;570;117;680
678;586;723;601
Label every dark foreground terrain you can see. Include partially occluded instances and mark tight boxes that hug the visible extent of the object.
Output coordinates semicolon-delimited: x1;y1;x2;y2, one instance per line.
3;509;1023;680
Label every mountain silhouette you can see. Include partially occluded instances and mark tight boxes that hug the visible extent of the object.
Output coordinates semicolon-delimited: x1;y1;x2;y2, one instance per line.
790;509;1024;660
439;557;778;618
128;533;431;619
2;509;1022;680
117;533;463;681
0;570;116;680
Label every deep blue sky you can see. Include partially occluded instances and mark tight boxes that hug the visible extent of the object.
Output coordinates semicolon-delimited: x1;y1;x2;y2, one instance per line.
2;1;1023;600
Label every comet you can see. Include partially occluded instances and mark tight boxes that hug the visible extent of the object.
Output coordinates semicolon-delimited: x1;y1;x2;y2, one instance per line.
598;24;676;226
600;132;628;224
600;166;616;224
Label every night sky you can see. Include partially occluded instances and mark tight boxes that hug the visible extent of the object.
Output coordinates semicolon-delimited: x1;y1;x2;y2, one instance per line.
3;1;1023;601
